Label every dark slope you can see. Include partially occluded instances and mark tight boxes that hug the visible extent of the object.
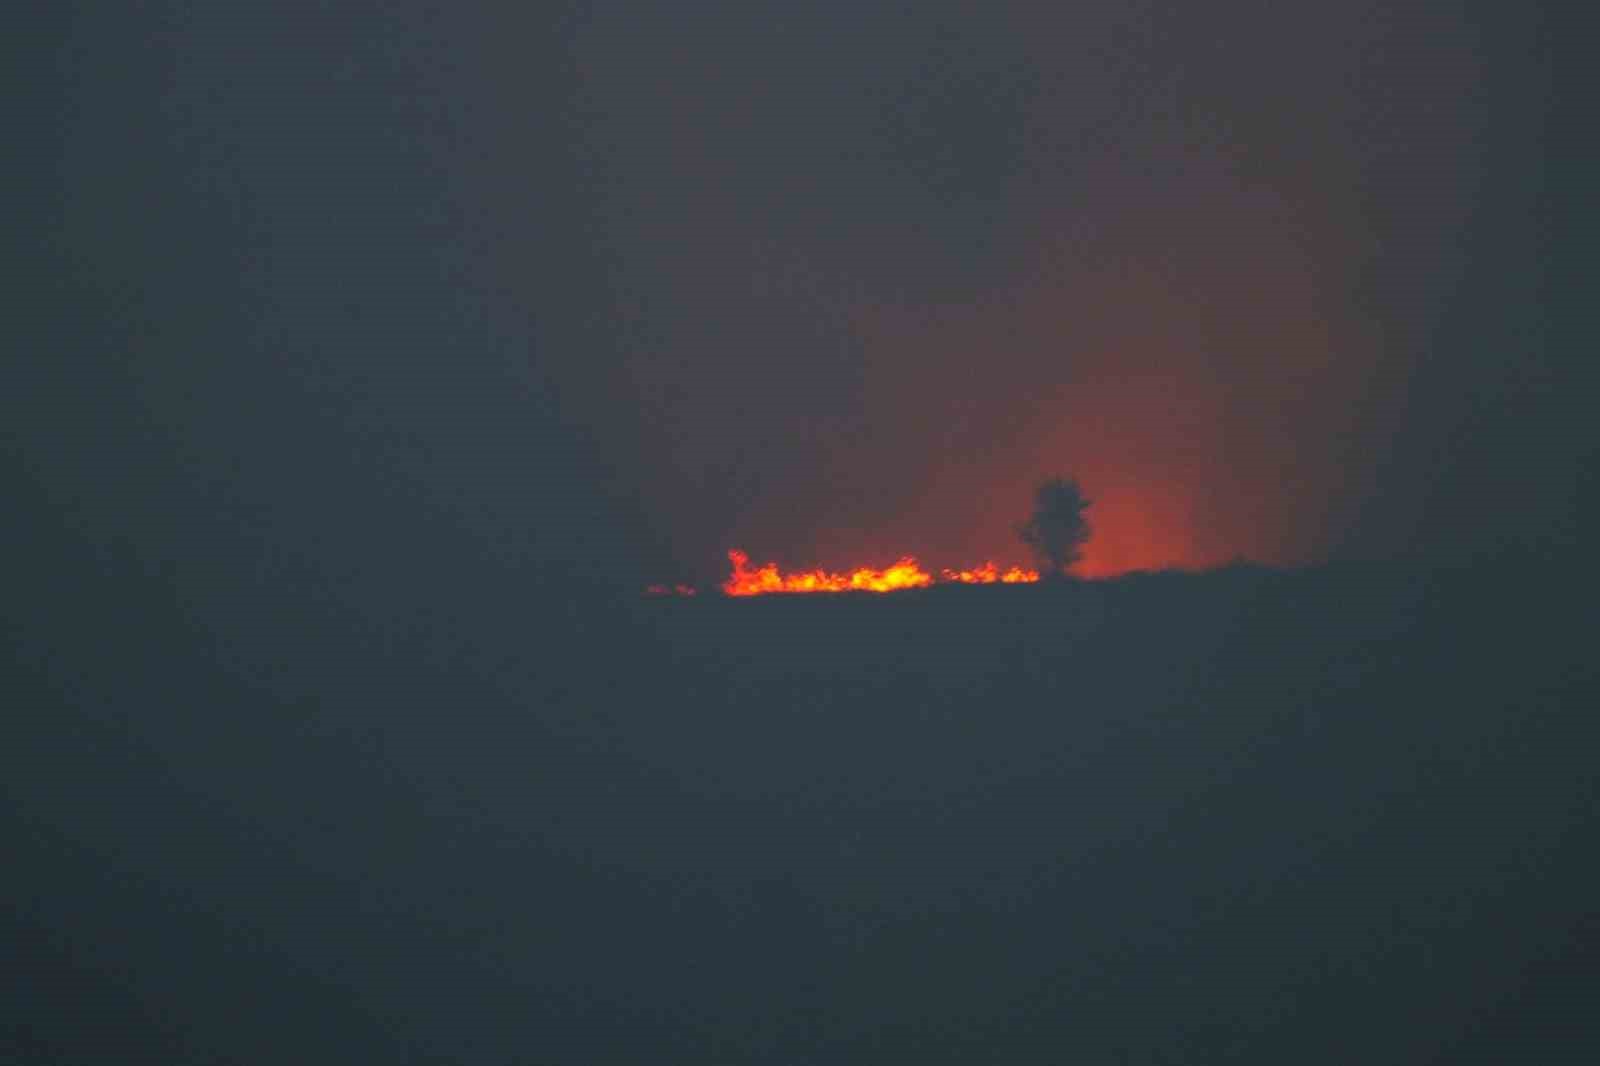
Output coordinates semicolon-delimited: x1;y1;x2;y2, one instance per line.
7;554;1596;1064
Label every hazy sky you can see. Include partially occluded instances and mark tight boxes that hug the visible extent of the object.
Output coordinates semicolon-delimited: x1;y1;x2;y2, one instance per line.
7;10;1592;1060
19;1;1581;594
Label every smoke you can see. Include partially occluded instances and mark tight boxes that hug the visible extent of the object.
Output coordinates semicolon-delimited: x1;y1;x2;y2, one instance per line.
571;1;1547;579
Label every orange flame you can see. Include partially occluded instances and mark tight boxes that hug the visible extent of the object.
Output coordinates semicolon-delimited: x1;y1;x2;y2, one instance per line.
720;550;1038;597
938;562;1040;585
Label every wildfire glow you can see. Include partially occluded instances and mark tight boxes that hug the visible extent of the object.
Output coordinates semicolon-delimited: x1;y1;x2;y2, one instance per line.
712;550;1039;597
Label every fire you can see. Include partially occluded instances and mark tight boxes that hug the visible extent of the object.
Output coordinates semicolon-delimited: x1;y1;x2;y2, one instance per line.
718;550;1038;597
723;550;932;595
938;562;1039;585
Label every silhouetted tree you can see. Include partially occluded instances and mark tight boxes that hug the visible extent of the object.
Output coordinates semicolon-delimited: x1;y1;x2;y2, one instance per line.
1018;477;1092;578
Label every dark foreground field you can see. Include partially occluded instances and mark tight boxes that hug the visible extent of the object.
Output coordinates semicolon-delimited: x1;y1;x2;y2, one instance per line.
8;558;1597;1063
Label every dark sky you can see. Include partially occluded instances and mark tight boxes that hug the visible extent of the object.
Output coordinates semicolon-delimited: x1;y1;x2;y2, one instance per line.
16;0;1584;594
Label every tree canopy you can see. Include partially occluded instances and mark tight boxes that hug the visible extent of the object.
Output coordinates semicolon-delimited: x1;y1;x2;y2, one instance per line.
1018;477;1092;577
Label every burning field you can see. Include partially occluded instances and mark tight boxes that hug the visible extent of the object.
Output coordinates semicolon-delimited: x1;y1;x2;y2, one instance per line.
649;550;1040;597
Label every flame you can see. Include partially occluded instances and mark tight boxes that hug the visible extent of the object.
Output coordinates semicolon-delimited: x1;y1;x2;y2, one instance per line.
720;550;1038;597
939;562;1040;585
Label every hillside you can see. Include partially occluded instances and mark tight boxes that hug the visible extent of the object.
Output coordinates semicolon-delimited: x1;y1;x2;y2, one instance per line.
8;560;1596;1063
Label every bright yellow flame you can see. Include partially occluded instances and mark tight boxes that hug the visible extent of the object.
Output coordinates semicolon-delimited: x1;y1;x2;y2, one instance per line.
720;550;1037;597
